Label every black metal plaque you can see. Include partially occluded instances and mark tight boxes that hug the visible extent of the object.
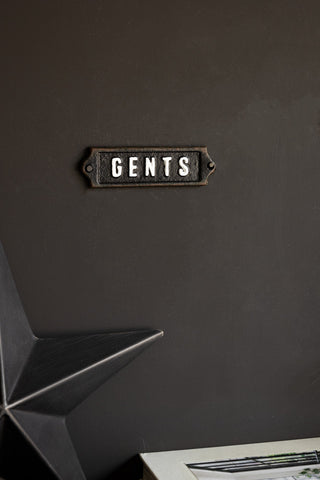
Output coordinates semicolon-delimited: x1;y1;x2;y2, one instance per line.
82;147;215;187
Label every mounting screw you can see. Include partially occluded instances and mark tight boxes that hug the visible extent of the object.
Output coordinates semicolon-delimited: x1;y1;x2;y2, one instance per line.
208;162;215;169
86;164;93;173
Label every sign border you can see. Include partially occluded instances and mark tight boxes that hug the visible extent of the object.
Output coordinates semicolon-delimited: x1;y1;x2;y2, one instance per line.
82;146;216;188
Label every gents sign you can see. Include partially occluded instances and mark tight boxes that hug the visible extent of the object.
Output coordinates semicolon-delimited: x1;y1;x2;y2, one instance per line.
82;147;215;187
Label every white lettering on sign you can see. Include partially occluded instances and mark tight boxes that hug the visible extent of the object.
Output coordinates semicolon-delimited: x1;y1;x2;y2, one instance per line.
109;155;195;180
111;157;122;177
145;157;156;177
162;157;172;177
178;156;189;177
129;156;138;177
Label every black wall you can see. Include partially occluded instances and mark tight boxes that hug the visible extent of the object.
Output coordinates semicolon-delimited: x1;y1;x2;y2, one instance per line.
1;1;320;479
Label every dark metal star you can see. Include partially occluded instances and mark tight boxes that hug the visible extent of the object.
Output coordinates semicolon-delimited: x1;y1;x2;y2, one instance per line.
0;244;163;480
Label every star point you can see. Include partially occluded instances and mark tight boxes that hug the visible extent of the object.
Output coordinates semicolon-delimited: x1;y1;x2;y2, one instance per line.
0;244;163;479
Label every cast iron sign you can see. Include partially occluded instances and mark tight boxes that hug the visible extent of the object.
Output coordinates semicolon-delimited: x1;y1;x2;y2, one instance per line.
82;147;215;187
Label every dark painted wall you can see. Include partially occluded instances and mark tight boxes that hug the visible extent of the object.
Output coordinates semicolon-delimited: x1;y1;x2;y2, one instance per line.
1;1;320;479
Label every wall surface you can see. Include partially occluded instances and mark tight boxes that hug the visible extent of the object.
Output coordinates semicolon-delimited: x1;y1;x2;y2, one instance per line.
1;1;320;479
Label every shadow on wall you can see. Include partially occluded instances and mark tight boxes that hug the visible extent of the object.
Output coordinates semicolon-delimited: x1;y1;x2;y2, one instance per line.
106;456;142;480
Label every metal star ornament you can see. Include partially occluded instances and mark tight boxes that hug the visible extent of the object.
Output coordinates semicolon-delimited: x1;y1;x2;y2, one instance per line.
0;244;163;479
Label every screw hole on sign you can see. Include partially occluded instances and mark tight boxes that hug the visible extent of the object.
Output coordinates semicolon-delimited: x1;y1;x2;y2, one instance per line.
86;164;93;173
208;162;215;169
